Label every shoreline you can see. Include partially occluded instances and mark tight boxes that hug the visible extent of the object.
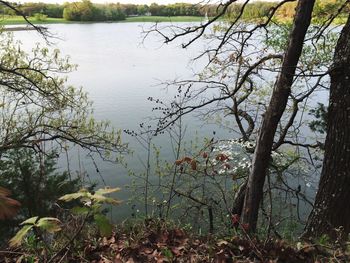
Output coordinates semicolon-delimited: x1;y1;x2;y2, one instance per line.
0;16;206;26
2;26;48;31
0;15;346;27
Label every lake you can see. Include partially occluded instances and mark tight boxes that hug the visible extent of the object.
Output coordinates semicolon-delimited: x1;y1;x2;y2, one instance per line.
12;23;328;222
12;23;235;219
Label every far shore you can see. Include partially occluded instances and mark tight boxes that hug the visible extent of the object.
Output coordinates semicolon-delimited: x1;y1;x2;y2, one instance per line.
0;15;345;28
2;26;48;31
0;15;206;26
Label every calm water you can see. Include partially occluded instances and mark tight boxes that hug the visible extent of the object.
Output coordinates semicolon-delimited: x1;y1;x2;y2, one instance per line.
12;23;328;220
13;23;234;219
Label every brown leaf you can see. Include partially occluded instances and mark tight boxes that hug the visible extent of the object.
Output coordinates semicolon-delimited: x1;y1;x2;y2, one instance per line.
175;159;183;166
0;187;21;220
171;246;183;256
183;157;192;163
190;160;197;171
216;240;228;247
140;246;153;255
113;254;124;263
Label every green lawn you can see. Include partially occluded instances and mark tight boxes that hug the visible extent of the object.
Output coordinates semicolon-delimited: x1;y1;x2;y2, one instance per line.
0;16;69;25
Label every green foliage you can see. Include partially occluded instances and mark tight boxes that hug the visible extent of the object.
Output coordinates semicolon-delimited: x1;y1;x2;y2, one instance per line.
0;149;80;219
0;31;126;157
162;247;174;261
309;103;328;134
317;234;330;246
34;13;47;22
8;186;121;257
59;187;121;205
227;2;275;21
1;1;348;24
9;217;61;247
0;149;81;245
60;187;121;236
63;0;125;22
94;214;113;237
148;3;201;16
9;224;34;247
313;0;349;24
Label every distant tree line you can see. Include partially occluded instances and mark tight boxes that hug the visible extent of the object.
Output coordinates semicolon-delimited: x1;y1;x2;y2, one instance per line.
0;0;347;22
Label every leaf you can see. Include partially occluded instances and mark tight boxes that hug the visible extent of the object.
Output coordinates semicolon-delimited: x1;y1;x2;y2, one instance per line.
0;187;21;220
190;160;197;171
95;187;121;196
9;225;33;247
37;217;61;233
71;206;90;215
59;188;90;202
231;214;240;224
91;194;122;205
21;216;39;225
183;157;192;163
94;214;113;237
175;159;183;165
241;223;250;231
162;247;173;260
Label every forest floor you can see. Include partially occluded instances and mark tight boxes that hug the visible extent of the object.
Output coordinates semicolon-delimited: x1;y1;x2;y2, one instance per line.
1;219;349;263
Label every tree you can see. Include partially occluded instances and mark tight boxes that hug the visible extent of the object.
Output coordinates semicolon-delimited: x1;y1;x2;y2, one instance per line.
0;149;81;244
137;4;149;16
303;13;350;241
63;0;95;21
241;0;315;232
146;0;328;233
0;31;126;159
142;0;350;237
63;1;125;21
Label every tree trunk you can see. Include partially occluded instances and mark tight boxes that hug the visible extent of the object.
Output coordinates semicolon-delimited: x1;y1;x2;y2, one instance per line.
303;14;350;241
241;0;315;232
231;181;247;216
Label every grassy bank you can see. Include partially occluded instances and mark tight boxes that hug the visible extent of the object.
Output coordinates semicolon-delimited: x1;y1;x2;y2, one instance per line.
0;15;205;25
0;15;345;27
0;16;68;25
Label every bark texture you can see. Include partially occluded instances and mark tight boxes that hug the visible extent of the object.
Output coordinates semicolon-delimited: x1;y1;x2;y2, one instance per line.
241;0;316;232
303;14;350;240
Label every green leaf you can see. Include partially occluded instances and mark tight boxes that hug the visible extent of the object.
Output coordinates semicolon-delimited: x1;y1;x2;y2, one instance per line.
162;247;173;260
37;217;61;233
91;194;122;205
20;216;39;225
9;225;33;247
94;214;113;237
95;187;121;196
71;206;90;215
59;189;91;202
